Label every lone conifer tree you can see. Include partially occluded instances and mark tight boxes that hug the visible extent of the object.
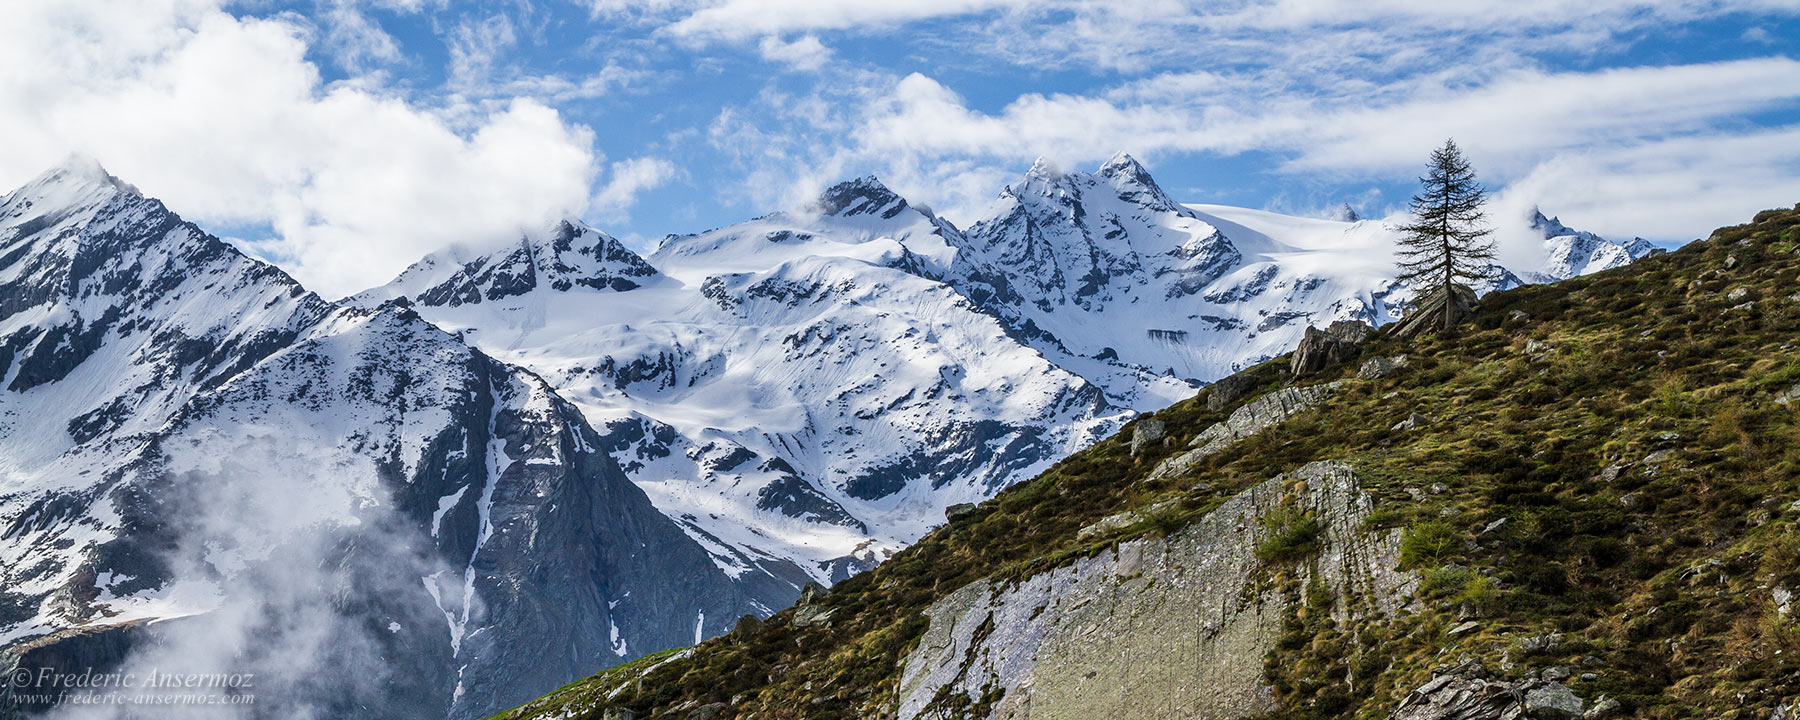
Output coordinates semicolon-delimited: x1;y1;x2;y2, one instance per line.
1395;139;1495;333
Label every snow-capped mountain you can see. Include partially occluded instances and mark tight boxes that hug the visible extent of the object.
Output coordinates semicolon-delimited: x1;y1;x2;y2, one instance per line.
362;153;1659;603
934;153;1659;402
359;178;1123;586
1528;208;1660;281
0;159;788;719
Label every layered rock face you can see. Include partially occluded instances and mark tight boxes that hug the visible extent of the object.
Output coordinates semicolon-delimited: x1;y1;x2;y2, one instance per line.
896;461;1415;720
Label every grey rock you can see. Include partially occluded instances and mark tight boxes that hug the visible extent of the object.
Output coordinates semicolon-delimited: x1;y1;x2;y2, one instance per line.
1508;310;1531;323
1728;287;1751;302
1619;493;1642;510
1392;284;1478;340
1591;464;1624;483
1481;518;1509;535
1149;382;1344;480
1130;419;1166;456
1206;371;1260;412
1393;412;1430;432
798;580;828;605
1579;674;1598;682
1292;321;1373;376
1642;449;1675;465
792;604;836;628
900;462;1415;720
1360;355;1411;379
1449;621;1481;636
1725;254;1740;269
688;702;729;720
1774;584;1792;618
944;502;979;522
1523;682;1583;719
1389;675;1524;720
1526;339;1554;355
1518;632;1564;655
603;708;637;720
1542;666;1571;681
1731;301;1755;312
1774;384;1800;405
1582;697;1620;719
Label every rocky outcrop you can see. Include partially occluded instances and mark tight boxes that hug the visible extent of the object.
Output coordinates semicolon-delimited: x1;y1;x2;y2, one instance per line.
1388;675;1586;720
1205;372;1261;412
1150;382;1344;480
895;461;1414;720
1392;285;1477;339
1291;321;1373;377
1129;419;1166;456
1360;355;1410;379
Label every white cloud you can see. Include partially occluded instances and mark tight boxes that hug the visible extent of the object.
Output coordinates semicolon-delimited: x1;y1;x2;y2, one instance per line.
593;156;680;223
700;51;1800;239
665;0;1025;40
317;0;406;73
757;35;832;71
0;0;601;298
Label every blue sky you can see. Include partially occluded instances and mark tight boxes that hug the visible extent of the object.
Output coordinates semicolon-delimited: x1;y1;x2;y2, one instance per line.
2;1;1798;296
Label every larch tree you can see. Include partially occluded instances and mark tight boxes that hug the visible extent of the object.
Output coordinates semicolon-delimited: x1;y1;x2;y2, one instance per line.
1394;139;1496;334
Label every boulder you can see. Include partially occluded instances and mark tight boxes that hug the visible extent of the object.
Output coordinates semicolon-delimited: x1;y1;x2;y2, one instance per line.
603;707;637;720
1292;321;1374;377
1206;371;1260;411
1523;682;1583;719
688;702;729;720
1388;675;1524;720
1130;419;1166;456
1392;412;1429;432
1583;697;1620;719
1360;355;1410;379
1392;284;1478;340
1517;632;1564;655
944;503;978;522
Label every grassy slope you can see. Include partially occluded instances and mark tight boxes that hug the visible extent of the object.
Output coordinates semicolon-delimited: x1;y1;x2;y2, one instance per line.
491;204;1800;720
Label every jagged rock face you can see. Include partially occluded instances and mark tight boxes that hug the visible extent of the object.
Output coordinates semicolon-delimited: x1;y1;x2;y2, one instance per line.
1527;210;1660;282
1290;320;1372;377
0;161;782;720
1388;675;1586;720
895;461;1415;720
362;220;664;309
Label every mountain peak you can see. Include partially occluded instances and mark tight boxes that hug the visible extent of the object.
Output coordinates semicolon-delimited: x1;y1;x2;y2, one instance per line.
1097;152;1148;178
814;175;910;219
1330;203;1361;222
1094;152;1179;212
6;154;140;215
1025;156;1064;180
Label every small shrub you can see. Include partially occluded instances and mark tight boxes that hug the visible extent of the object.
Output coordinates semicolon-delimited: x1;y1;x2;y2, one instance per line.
1400;520;1464;568
1257;506;1324;564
